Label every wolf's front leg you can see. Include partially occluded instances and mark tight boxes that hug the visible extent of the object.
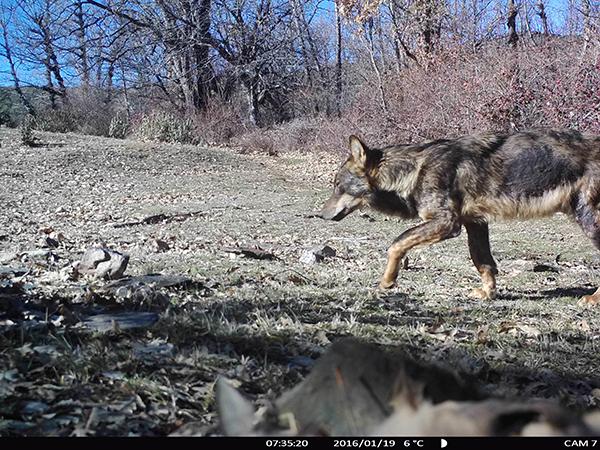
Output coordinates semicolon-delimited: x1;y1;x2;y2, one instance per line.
465;222;498;300
380;217;462;289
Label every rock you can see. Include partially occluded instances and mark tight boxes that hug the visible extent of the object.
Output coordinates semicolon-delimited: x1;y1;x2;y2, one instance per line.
287;355;316;369
79;247;108;267
94;252;128;279
533;263;560;273
222;245;276;260
98;274;190;309
274;340;475;435
81;312;159;332
0;251;18;264
152;239;170;252
300;245;336;265
133;340;174;360
20;249;51;260
100;274;191;295
43;236;60;248
299;252;318;264
21;401;49;417
76;247;129;280
0;266;28;278
372;398;591;436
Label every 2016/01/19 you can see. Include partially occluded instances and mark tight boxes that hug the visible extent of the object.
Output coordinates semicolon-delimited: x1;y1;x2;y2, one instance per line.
333;440;398;448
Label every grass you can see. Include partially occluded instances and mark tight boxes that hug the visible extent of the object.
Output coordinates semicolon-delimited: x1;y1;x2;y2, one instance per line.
0;128;599;435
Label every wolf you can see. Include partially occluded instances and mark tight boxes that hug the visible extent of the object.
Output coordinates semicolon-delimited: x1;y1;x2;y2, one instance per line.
319;129;600;305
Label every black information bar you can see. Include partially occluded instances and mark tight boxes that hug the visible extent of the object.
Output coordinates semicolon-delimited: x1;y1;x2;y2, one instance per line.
2;437;599;449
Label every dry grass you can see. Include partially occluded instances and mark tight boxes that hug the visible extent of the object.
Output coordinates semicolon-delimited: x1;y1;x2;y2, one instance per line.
0;129;599;436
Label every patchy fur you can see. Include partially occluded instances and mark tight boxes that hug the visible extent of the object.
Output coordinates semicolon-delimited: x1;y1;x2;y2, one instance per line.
319;129;600;305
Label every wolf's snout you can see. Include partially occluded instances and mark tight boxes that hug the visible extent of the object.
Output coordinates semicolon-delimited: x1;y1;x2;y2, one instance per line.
319;206;345;221
319;194;344;221
319;193;363;221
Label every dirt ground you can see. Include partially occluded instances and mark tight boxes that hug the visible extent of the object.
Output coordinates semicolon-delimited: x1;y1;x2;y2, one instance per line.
1;128;599;436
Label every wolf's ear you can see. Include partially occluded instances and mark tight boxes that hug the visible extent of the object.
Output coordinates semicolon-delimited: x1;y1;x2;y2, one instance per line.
349;135;369;166
216;377;256;435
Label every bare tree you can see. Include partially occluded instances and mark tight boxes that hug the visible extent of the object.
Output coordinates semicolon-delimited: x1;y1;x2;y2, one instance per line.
507;0;519;47
364;17;389;119
12;0;70;108
581;0;599;53
386;0;419;69
73;1;90;91
537;0;549;35
334;0;344;117
0;7;36;116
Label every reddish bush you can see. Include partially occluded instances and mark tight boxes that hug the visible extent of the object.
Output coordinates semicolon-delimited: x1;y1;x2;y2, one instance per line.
334;40;599;149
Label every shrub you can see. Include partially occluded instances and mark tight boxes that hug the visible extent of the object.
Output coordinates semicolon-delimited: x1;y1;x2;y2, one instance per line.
35;108;78;133
340;40;600;148
234;130;278;156
193;100;251;144
130;111;198;144
19;114;37;146
108;112;129;139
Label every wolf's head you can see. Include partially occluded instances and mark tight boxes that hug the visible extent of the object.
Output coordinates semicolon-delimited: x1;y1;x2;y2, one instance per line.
319;135;377;221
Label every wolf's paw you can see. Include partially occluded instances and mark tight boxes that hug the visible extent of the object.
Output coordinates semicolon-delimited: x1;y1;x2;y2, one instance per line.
469;288;495;300
578;295;600;306
378;279;396;290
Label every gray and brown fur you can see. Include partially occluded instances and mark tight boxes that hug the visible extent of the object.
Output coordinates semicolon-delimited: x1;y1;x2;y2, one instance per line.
319;129;600;305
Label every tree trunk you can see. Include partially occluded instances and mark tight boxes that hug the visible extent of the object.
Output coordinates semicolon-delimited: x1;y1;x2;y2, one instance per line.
291;0;316;112
193;0;213;110
37;16;68;105
105;58;115;104
334;1;343;117
121;63;130;121
156;0;212;113
389;0;419;68
1;19;35;116
242;74;260;127
537;1;549;35
45;64;56;109
74;1;90;91
366;19;389;119
292;0;324;115
582;0;593;53
421;1;435;53
507;0;519;47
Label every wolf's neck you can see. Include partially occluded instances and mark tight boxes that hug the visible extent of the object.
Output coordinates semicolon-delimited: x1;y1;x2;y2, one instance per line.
368;189;418;218
371;153;420;198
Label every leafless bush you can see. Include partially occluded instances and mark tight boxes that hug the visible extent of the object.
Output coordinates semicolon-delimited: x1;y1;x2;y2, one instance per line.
35;108;78;134
108;112;129;139
66;89;116;136
335;40;600;148
32;89;122;136
130;111;198;144
233;117;357;156
192;99;251;144
234;130;278;156
271;118;353;154
19;114;37;146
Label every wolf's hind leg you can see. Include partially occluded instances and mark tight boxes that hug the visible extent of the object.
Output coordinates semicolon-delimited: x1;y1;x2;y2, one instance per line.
465;222;498;300
380;216;461;289
572;191;600;305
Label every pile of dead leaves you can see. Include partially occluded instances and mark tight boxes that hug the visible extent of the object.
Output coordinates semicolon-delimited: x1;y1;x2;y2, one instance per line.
185;340;600;437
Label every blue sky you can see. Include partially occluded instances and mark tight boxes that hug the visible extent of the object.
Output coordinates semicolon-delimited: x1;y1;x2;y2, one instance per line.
0;0;581;88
